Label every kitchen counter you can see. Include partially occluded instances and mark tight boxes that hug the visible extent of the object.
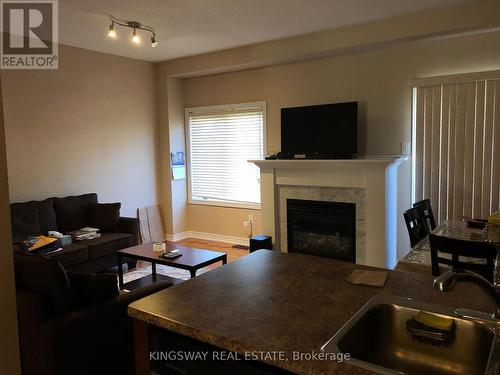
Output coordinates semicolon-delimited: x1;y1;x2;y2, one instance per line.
395;238;432;274
128;250;491;374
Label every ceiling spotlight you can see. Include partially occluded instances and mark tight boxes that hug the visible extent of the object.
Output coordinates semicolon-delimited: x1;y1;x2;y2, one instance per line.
131;28;140;44
108;22;116;38
151;35;158;48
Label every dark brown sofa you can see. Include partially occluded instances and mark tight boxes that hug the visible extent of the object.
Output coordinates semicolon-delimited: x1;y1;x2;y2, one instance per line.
14;252;172;375
10;193;139;272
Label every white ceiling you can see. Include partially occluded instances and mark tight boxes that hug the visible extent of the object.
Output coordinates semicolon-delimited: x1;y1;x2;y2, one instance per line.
59;0;474;62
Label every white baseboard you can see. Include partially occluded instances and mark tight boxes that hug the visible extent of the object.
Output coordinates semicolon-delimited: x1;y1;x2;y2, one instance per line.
165;232;190;242
165;231;249;247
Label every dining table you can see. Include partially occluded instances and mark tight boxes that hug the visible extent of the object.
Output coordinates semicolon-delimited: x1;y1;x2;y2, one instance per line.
396;220;500;284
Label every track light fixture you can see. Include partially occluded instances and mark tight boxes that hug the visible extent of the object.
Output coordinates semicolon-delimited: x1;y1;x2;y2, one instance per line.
131;28;140;44
107;18;158;48
108;22;116;38
151;35;158;48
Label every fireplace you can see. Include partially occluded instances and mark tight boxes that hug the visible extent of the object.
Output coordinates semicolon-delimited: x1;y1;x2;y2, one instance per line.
251;158;405;268
287;199;356;262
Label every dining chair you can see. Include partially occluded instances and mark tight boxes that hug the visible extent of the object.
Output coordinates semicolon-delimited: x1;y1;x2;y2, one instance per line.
403;207;430;247
413;198;436;230
428;233;497;283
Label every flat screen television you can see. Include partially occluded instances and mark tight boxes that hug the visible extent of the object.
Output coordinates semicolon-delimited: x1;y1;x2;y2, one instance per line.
280;102;357;158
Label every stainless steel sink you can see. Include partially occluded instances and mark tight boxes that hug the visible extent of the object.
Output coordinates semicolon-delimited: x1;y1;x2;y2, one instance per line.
322;295;500;375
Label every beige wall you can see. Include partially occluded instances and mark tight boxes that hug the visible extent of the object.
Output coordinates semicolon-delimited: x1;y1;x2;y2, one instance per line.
188;204;262;240
155;65;173;233
179;31;500;242
183;31;500;154
167;78;188;234
0;77;21;374
1;45;158;217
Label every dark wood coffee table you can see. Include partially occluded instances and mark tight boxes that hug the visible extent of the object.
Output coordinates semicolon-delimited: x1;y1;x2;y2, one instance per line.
117;242;227;290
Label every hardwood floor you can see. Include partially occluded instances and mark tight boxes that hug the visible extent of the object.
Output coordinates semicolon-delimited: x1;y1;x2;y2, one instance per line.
135;238;249;271
176;238;249;269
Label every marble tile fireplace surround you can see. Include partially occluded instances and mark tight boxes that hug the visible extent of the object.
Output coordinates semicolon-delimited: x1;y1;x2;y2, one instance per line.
250;158;405;269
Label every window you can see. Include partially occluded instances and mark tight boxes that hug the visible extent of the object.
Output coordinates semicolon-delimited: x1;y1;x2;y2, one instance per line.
411;71;500;222
186;102;266;209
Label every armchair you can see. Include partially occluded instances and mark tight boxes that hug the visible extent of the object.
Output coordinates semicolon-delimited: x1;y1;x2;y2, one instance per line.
14;252;171;375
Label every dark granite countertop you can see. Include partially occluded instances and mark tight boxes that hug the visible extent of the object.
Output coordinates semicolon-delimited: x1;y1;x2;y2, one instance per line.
128;250;491;374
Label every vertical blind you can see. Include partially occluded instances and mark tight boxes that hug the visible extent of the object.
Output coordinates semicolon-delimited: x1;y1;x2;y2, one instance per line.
186;104;264;206
413;73;500;222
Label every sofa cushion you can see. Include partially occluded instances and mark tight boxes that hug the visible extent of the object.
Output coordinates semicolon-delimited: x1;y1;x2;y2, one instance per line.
11;210;41;243
66;271;118;307
81;232;132;259
53;193;98;233
10;198;57;235
46;243;89;267
88;202;121;232
13;252;75;315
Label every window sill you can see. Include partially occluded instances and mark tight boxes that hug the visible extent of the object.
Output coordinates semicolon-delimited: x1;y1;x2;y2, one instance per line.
188;198;261;210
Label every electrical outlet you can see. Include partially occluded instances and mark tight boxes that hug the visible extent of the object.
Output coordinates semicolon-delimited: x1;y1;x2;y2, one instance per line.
248;214;253;223
401;142;410;155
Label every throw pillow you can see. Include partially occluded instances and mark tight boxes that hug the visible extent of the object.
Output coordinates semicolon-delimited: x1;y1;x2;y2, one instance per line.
87;202;121;232
53;193;98;233
10;198;58;235
11;210;41;243
66;271;118;307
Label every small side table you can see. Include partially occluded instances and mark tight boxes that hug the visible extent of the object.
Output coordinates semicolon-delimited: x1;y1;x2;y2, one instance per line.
249;235;272;253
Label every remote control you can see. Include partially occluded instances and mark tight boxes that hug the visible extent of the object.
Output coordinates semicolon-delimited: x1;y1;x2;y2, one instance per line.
161;249;182;259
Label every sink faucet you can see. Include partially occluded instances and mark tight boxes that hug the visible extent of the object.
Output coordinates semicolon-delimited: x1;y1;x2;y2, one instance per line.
433;270;500;320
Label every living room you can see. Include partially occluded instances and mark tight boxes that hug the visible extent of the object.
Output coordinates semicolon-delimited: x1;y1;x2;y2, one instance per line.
1;1;500;374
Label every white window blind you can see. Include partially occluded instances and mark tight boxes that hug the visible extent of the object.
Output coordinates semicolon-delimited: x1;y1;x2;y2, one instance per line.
186;102;265;208
412;72;500;222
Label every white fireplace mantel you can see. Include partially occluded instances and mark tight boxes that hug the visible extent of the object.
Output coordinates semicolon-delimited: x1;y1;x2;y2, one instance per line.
250;156;406;269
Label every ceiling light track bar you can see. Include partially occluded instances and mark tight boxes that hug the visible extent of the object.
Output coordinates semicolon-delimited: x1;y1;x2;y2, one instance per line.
108;17;158;47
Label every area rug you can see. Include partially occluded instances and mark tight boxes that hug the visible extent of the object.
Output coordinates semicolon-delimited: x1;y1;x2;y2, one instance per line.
123;264;208;284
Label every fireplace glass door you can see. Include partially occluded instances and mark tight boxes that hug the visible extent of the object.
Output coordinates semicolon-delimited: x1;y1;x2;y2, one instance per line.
287;199;356;262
